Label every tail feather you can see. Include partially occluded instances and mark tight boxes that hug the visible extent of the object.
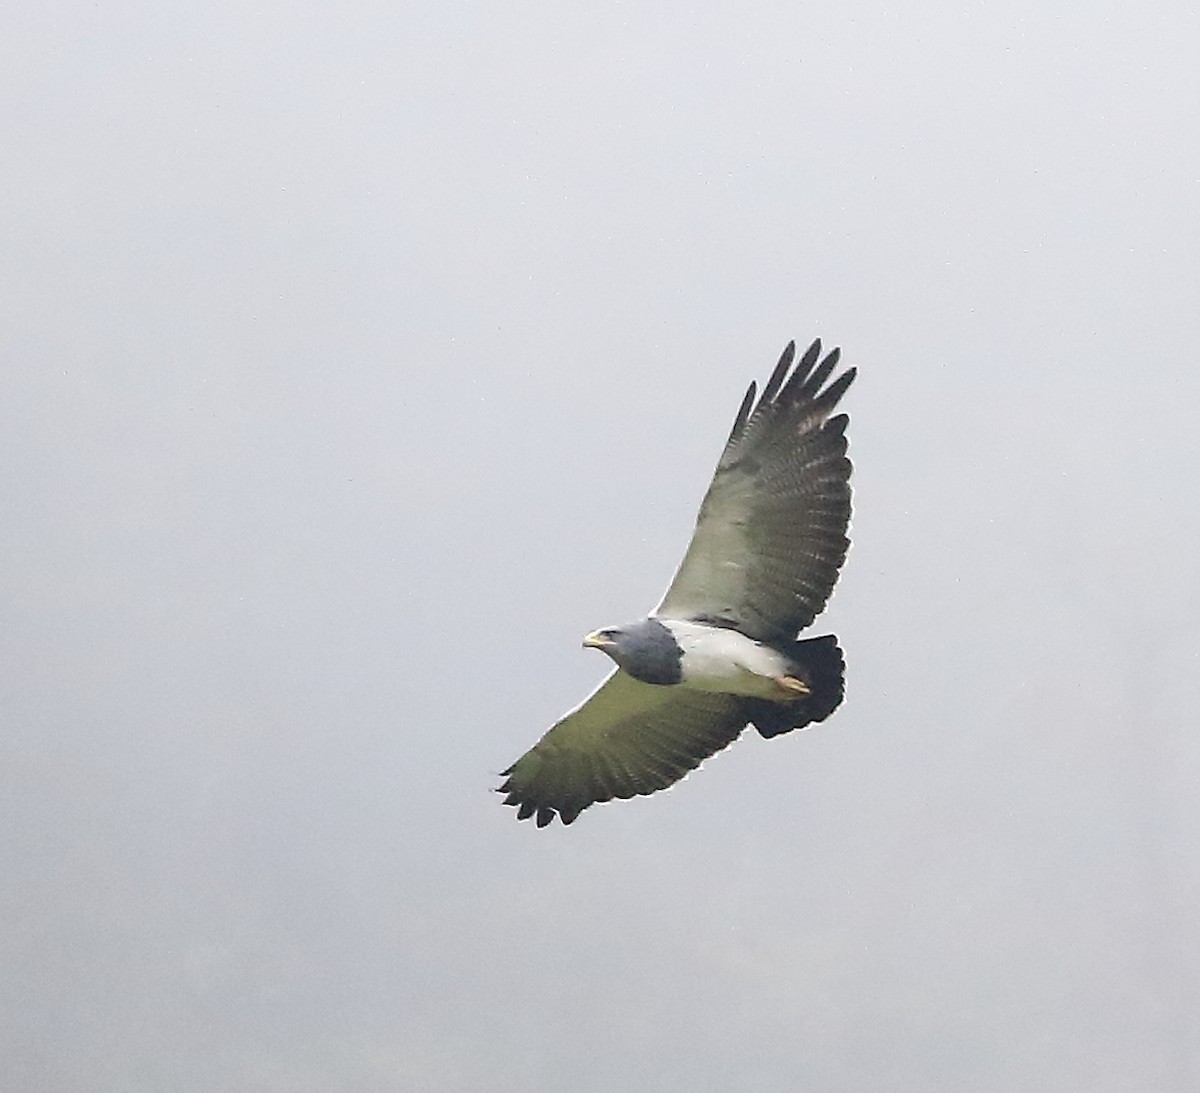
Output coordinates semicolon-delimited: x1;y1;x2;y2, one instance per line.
743;634;845;739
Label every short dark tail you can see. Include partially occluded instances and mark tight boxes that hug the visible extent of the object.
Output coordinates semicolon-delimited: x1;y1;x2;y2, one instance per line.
743;634;845;739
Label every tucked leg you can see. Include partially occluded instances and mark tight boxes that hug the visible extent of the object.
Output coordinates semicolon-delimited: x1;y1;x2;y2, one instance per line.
774;675;811;698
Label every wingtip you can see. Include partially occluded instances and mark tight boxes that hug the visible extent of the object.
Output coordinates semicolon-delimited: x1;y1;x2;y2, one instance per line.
814;367;856;413
725;381;758;447
760;343;795;404
502;797;576;827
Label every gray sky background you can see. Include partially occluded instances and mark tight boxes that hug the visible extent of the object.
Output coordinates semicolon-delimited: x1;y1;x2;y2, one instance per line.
3;3;1199;1091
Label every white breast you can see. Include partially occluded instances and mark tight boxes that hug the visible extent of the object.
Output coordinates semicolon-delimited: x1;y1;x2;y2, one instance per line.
659;619;789;698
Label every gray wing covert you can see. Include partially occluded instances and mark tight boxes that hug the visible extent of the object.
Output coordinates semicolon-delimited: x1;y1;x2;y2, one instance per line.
656;339;855;642
499;671;747;826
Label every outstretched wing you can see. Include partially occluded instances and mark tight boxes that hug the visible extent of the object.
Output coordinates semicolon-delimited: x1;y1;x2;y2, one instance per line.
498;671;748;826
656;339;855;642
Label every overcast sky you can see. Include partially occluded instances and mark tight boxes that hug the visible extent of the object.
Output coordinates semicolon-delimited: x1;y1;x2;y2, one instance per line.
3;3;1199;1091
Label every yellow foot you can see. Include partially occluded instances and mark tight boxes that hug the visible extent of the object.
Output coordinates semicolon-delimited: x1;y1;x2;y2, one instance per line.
775;675;811;698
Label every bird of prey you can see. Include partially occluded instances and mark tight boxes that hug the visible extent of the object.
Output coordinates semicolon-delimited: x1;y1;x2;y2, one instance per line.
499;338;855;827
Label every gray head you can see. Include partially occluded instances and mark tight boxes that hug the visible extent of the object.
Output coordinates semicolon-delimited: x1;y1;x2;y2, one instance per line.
582;618;683;686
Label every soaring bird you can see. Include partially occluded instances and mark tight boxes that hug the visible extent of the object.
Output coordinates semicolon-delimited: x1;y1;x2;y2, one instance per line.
499;338;855;826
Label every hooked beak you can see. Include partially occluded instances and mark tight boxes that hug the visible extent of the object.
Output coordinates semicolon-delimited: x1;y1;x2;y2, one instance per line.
582;630;614;650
